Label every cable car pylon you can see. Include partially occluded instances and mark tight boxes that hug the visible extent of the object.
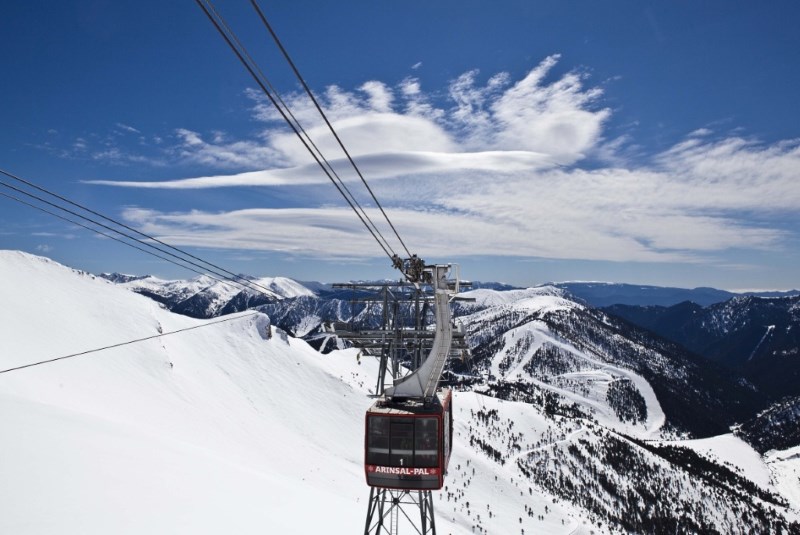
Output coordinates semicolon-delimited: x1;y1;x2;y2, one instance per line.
335;260;470;535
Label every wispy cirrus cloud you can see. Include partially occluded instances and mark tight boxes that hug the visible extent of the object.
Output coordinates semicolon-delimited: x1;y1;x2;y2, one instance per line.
115;123;141;134
653;135;800;211
86;56;800;268
169;128;283;170
37;125;166;166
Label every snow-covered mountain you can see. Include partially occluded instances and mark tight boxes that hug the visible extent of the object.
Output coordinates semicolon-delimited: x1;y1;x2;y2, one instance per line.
100;272;317;318
604;295;800;365
3;251;800;534
102;273;800;322
604;295;800;401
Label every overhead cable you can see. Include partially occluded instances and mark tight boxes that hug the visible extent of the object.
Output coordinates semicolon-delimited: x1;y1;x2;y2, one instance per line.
199;1;397;261
249;0;413;259
0;312;260;375
0;190;218;280
194;0;404;263
0;177;256;291
0;168;283;297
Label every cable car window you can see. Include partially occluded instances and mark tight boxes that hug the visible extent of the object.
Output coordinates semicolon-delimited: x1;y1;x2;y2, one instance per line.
366;416;390;465
389;420;414;467
414;417;439;468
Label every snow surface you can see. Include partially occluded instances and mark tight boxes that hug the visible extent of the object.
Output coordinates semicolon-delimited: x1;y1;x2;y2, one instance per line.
123;273;240;302
3;251;798;534
463;291;664;439
674;433;773;489
493;319;664;435
0;251;591;534
0;252;366;534
252;276;317;299
767;446;800;511
460;286;574;310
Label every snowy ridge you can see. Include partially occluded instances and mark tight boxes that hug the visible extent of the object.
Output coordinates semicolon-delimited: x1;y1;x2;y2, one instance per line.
121;272;231;300
459;285;572;309
250;276;316;299
673;434;772;489
459;289;663;439
105;271;316;320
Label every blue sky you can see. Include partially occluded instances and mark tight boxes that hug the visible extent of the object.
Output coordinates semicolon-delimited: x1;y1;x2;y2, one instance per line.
2;0;799;290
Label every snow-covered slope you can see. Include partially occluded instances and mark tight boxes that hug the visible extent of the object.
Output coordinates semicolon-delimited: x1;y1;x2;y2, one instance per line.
251;276;317;299
458;286;572;309
0;251;366;534
460;286;772;438
458;287;664;438
0;252;585;534
2;251;799;534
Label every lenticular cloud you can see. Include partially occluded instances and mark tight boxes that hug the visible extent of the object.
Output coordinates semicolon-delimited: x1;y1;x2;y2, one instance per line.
90;56;609;186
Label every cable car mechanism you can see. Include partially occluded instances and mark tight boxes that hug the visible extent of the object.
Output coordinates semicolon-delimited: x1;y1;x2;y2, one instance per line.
364;262;459;491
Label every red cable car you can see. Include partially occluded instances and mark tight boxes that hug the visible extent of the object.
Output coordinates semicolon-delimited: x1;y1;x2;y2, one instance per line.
364;389;453;490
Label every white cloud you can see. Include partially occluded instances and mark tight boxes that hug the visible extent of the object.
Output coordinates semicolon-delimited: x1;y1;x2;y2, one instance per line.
90;57;799;267
359;81;394;112
90;147;158;166
121;207;381;258
266;113;459;167
488;56;609;161
400;77;443;120
87;150;555;189
688;128;712;137
116;123;141;134
242;56;608;166
171;128;283;169
655;136;800;211
446;69;509;149
111;136;798;266
97;56;603;179
118;200;752;265
39;124;169;166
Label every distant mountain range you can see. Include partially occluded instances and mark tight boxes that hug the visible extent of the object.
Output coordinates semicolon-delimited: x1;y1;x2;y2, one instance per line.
551;281;799;307
99;273;799;313
99;270;800;436
603;295;800;400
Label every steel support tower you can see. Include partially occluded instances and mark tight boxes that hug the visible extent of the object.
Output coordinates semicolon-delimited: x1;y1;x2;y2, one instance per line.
334;267;470;535
364;487;436;535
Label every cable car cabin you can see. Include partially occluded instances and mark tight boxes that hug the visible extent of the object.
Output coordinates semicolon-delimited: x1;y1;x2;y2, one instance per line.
364;389;453;490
